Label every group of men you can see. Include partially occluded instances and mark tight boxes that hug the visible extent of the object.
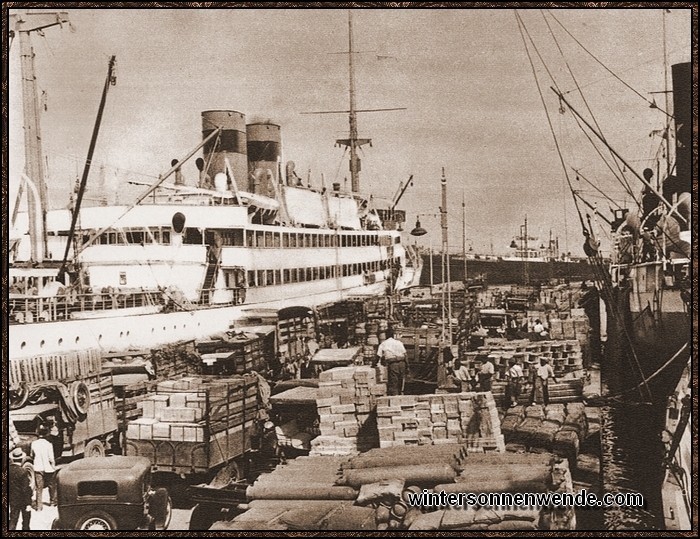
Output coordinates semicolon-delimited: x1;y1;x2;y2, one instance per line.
377;327;559;404
9;425;58;530
448;355;557;407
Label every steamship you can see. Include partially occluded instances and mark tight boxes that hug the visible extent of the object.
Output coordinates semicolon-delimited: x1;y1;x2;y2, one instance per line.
9;13;420;361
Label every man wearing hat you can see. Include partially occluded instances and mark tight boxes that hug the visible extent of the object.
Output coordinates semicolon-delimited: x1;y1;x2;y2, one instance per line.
9;447;33;530
31;425;57;509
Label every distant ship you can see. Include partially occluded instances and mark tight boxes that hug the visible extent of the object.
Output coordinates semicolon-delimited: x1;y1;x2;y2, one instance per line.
420;218;596;286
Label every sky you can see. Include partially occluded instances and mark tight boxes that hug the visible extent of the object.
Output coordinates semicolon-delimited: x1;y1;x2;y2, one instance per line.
7;7;693;256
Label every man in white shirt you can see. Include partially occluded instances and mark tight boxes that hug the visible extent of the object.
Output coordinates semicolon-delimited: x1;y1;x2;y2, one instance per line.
31;425;57;509
531;357;557;405
533;319;549;341
377;328;407;395
478;357;495;392
506;358;524;408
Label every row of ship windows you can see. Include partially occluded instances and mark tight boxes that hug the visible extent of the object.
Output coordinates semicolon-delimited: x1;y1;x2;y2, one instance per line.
95;228;400;248
234;258;399;288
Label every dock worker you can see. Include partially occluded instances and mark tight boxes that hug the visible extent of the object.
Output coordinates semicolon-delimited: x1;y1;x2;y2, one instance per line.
451;359;472;392
9;448;32;530
531;357;557;406
478;357;495;392
31;425;57;509
506;358;524;408
377;328;407;396
533;319;548;341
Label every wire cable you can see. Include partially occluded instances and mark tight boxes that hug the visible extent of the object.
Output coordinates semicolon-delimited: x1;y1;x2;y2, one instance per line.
546;9;672;118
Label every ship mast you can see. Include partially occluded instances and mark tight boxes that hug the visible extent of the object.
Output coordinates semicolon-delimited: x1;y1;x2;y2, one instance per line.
462;190;467;280
305;11;405;193
11;11;70;263
335;11;372;193
662;9;672;185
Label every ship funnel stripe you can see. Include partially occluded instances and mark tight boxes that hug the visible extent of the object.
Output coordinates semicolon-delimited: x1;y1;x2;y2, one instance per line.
247;141;281;163
202;129;247;155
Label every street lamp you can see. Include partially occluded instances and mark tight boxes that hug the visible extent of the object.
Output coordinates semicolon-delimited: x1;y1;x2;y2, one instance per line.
410;217;427;236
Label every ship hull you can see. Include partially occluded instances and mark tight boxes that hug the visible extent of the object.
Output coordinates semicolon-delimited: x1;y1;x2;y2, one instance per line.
10;279;388;359
604;303;690;402
421;254;596;286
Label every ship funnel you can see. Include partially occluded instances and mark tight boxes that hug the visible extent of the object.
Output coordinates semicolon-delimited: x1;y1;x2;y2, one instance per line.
247;122;281;195
671;63;691;194
201;110;248;191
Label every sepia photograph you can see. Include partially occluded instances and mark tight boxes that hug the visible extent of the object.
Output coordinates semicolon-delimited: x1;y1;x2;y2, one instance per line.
5;4;695;533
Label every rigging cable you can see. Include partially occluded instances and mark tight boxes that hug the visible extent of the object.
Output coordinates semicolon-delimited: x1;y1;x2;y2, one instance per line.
546;9;673;118
573;169;623;210
519;11;639;206
541;10;638;204
516;11;652;402
514;11;586;236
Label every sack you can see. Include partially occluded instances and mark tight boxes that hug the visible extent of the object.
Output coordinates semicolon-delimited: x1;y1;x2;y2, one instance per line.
356;479;405;505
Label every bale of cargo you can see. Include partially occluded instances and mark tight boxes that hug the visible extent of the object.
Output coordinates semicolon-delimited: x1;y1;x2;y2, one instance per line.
513;417;543;445
440;506;541;530
245;484;358;501
344;444;463;470
321;505;377;530
339;463;457;488
500;405;526;434
525;404;545;419
553;429;580;462
544;404;566;424
529;420;560;447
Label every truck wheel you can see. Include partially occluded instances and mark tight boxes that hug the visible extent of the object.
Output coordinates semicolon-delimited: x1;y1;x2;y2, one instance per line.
77;511;118;530
71;381;91;415
84;439;106;458
149;488;172;530
189;504;221;531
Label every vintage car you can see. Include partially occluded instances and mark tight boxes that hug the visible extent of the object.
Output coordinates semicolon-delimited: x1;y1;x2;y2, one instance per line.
52;456;171;530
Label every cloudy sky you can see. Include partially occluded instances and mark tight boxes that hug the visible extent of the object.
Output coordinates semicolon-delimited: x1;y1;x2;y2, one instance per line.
8;7;691;256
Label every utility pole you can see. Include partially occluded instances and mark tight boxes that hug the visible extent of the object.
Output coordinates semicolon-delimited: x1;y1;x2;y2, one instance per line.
523;215;530;285
441;168;452;346
12;11;70;263
462;189;467;281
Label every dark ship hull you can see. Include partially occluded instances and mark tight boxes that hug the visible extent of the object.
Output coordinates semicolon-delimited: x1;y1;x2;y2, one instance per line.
420;253;597;286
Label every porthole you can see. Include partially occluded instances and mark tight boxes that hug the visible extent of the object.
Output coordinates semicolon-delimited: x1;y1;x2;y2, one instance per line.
40;340;45;348
20;342;26;350
58;338;63;346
